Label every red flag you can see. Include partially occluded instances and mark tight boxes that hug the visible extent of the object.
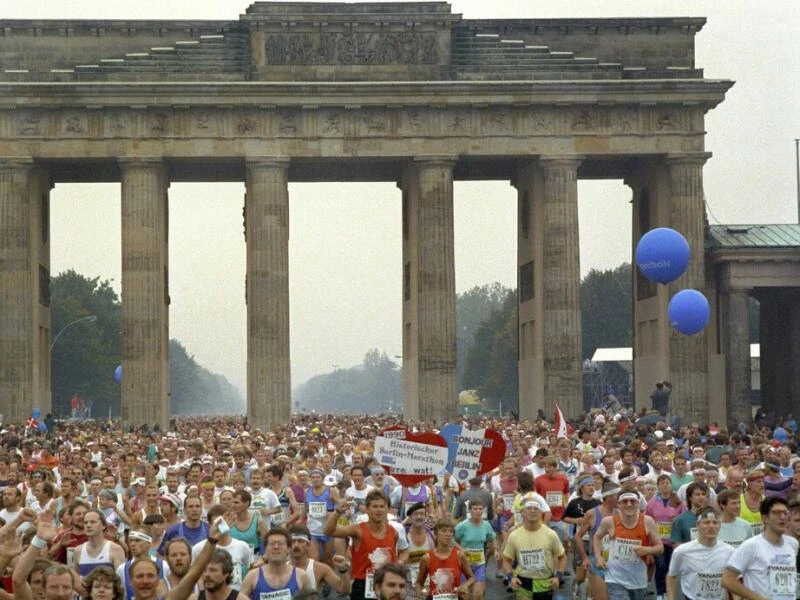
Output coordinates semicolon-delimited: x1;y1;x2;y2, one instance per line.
553;404;568;439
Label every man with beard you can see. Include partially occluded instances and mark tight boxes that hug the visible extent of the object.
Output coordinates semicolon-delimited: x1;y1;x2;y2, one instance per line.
372;564;409;600
48;501;88;566
0;486;23;524
164;538;195;592
188;550;238;600
192;507;251;591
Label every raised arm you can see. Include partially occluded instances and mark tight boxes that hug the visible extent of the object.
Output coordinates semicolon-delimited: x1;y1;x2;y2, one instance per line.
165;515;225;600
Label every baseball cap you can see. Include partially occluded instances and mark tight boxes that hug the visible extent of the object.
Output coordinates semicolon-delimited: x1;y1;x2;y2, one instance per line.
158;493;181;509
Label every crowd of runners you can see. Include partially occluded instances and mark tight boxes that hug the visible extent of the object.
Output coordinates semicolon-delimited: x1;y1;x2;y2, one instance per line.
0;408;798;600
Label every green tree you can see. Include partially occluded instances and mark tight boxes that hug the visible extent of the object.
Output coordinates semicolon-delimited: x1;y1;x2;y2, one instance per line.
456;283;513;389
294;349;400;414
462;289;518;413
581;263;633;360
51;270;122;418
50;270;243;417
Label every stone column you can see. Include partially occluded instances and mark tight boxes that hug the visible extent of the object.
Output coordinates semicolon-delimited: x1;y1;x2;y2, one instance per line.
402;157;457;424
540;157;583;419
120;160;170;430
245;158;291;433
790;292;800;417
0;159;34;425
667;153;710;424
724;288;751;426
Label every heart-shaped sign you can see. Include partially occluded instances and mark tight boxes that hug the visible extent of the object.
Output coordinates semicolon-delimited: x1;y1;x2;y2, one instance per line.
439;423;507;482
374;425;449;487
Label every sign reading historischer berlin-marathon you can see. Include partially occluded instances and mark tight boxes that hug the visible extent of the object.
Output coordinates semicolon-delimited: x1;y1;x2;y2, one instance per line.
374;432;449;476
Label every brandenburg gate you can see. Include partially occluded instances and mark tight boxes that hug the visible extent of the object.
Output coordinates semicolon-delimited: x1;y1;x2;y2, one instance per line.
0;3;733;431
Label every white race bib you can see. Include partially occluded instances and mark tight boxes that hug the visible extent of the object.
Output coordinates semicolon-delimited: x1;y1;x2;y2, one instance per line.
545;491;563;507
365;571;376;599
259;591;291;600
768;564;797;597
690;527;698;541
611;538;641;563
502;494;515;511
696;572;723;600
272;508;288;525
308;502;327;519
518;548;546;573
432;595;458;600
66;547;75;568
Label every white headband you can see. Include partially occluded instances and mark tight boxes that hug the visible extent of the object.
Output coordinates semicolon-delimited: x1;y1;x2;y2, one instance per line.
129;531;152;543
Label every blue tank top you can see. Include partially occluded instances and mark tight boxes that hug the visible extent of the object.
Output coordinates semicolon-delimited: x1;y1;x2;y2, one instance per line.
253;566;299;598
123;558;164;600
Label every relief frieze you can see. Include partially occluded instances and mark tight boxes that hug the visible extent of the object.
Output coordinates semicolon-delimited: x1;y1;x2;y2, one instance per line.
266;32;438;66
1;105;696;142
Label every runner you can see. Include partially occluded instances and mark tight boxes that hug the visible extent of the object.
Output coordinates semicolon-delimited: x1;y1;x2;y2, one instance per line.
722;496;798;600
324;490;407;600
503;493;566;600
592;490;663;600
415;519;474;599
454;499;495;600
72;509;126;577
238;528;312;598
667;506;733;600
287;524;350;595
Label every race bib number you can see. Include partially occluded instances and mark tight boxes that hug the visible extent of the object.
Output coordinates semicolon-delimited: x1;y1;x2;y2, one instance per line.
432;595;458;600
518;548;546;572
259;591;291;600
656;522;672;538
272;508;288;525
308;502;327;519
502;494;515;511
365;571;376;599
751;522;764;536
769;564;797;597
600;536;611;561
696;572;723;600
466;549;485;565
231;565;244;589
545;491;562;507
611;538;641;563
66;547;75;568
690;527;698;541
407;563;420;585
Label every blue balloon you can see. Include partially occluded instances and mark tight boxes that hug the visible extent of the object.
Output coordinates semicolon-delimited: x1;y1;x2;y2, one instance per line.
37;422;47;433
668;289;710;336
635;228;691;284
113;364;122;384
31;408;41;420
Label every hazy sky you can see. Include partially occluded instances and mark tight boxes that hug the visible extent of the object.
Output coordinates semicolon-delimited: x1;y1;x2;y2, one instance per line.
6;1;799;396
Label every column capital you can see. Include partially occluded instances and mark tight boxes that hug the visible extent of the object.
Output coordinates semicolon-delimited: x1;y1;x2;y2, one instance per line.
118;157;165;171
538;156;583;173
0;157;34;171
413;155;458;169
665;152;712;167
246;156;290;170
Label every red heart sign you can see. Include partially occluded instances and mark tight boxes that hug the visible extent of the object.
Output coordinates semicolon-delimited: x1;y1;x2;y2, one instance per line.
439;424;507;482
374;425;449;487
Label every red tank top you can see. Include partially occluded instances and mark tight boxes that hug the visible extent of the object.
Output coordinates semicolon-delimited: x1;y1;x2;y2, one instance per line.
612;513;650;562
427;548;462;595
351;522;398;580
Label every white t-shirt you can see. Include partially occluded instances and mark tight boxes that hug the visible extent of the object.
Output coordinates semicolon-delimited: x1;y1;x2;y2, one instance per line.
726;534;799;600
718;518;753;549
668;539;734;600
192;538;253;590
248;487;280;528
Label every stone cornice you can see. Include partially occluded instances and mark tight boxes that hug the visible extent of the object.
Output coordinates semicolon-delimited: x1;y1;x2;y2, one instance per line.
0;79;733;109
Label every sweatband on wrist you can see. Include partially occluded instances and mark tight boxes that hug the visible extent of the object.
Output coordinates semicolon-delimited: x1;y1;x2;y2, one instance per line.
31;536;47;549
